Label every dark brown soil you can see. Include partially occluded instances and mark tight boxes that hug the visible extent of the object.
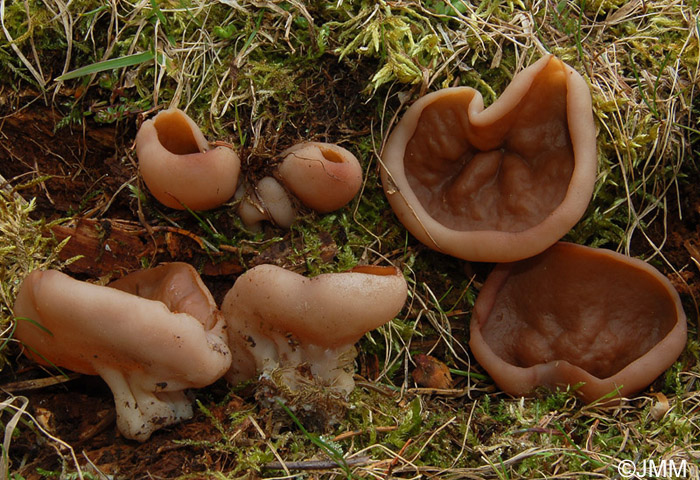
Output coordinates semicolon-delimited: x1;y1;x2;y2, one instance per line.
7;374;255;479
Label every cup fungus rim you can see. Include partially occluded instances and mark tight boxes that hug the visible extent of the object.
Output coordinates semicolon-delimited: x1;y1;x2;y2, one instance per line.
469;242;688;402
380;54;598;262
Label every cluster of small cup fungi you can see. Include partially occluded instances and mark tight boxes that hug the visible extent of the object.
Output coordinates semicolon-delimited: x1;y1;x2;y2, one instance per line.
135;106;364;227
12;54;687;443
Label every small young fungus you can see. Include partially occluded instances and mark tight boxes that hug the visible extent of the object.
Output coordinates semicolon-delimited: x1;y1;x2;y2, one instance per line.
135;108;240;210
276;142;363;213
236;176;297;230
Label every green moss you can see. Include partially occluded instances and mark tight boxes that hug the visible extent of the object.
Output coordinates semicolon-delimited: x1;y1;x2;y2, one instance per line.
0;187;73;370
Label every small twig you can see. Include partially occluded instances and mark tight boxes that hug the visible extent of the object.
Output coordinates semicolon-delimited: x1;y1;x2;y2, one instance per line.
333;425;398;442
263;455;372;472
149;225;207;249
0;373;81;393
408;387;471;397
210;140;236;149
354;380;398;397
77;409;116;444
385;438;413;478
81;451;112;480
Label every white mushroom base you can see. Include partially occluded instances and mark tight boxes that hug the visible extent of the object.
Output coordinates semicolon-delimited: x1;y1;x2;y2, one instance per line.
221;263;408;430
98;366;195;442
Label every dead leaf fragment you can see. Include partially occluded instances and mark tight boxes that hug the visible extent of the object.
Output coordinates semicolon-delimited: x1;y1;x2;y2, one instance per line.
412;354;453;389
650;392;670;420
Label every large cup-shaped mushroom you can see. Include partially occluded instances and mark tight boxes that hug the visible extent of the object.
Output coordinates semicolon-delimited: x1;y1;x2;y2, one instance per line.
135;108;240;210
381;55;597;262
276;142;363;213
469;242;687;402
222;264;407;396
13;263;231;441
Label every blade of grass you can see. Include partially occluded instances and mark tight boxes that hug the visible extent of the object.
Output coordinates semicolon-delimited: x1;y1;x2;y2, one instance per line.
628;49;674;120
20;342;72;380
629;52;657;118
13;316;53;336
11;318;75;380
55;51;155;81
241;10;264;54
0;320;17;354
449;368;489;381
553;422;607;470
150;0;175;45
276;400;355;479
650;49;675;117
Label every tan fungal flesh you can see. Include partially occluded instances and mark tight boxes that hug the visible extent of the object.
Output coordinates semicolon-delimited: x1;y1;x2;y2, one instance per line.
469;243;687;402
381;55;597;262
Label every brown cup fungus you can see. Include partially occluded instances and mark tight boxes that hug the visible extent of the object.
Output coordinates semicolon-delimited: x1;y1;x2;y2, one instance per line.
221;264;407;423
13;263;232;441
135;108;240;210
469;242;687;402
381;55;597;262
276;142;363;213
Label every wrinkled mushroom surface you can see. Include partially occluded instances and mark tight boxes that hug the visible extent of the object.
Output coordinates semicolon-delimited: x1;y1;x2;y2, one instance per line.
381;55;597;262
277;142;363;213
13;263;231;441
135;108;240;210
222;264;407;396
469;242;687;402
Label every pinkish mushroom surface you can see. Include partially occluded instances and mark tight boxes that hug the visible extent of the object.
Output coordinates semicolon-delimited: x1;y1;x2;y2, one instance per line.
381;55;597;262
221;264;407;396
469;242;687;402
276;142;363;213
13;263;231;441
135;108;240;210
236;176;297;230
